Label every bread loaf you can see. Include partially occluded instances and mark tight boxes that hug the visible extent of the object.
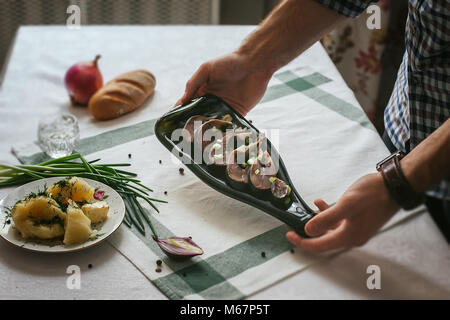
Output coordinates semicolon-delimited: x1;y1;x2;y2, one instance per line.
88;70;156;120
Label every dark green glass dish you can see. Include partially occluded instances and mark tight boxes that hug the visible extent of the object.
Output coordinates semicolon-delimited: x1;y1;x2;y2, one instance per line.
154;95;315;237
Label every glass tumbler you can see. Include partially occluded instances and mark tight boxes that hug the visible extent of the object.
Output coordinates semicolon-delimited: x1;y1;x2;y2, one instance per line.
38;113;80;158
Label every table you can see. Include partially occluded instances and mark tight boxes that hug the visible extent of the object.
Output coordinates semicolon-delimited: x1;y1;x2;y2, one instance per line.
0;26;449;300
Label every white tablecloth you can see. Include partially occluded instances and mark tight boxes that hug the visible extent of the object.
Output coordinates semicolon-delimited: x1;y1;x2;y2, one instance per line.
0;26;449;299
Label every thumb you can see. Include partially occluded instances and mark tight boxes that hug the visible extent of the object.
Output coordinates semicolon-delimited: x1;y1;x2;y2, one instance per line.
304;199;330;236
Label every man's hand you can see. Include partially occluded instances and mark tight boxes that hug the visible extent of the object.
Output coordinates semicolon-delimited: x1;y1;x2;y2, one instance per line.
286;173;400;252
176;52;273;116
176;0;347;115
287;118;450;253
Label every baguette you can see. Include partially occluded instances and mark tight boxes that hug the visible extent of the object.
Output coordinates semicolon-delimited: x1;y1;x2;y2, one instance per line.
88;70;156;120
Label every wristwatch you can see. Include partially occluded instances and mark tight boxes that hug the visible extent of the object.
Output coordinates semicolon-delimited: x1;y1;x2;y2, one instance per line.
376;151;425;210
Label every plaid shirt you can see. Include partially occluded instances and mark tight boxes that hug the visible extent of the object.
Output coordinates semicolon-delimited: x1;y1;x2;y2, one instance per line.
315;0;450;199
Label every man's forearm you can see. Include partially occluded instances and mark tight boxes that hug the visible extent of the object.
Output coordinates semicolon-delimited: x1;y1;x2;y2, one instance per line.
236;0;347;74
402;119;450;193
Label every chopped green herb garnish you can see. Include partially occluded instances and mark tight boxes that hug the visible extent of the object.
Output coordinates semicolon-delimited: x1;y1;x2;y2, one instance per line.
52;197;69;212
31;215;64;227
2;205;13;228
76;200;90;206
89;233;105;241
55;178;69;189
23;184;48;200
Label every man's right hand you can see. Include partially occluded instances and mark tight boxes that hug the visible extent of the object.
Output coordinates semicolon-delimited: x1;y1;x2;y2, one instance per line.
175;52;273;116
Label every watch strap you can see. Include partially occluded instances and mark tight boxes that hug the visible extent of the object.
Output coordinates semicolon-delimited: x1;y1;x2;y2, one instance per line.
378;154;425;210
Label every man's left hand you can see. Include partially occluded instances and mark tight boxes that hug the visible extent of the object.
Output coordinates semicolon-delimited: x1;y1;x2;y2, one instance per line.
286;173;400;252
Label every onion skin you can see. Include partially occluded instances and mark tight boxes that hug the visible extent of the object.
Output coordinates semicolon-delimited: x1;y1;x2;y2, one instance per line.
64;55;103;106
153;236;204;258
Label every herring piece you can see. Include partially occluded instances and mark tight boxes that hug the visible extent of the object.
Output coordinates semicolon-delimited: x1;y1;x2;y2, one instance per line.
193;119;233;150
270;178;293;208
182;115;210;143
204;128;254;166
248;150;277;198
225;138;263;190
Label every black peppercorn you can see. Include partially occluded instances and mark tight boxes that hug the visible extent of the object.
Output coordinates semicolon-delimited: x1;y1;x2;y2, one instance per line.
128;154;131;159
179;168;184;175
261;252;266;258
290;248;295;254
88;264;93;269
164;191;167;195
156;259;162;266
155;267;162;273
159;160;162;164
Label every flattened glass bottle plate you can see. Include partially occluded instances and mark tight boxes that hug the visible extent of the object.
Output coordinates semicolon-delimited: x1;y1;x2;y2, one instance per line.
154;95;314;237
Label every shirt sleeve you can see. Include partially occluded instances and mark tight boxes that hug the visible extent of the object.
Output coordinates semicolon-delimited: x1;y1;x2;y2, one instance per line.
313;0;377;18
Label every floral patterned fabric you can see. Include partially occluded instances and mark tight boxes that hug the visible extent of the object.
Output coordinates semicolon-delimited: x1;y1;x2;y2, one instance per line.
320;0;391;128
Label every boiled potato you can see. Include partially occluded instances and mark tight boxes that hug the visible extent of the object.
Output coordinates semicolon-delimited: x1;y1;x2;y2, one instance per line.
81;201;109;223
63;201;93;245
47;177;94;204
11;196;66;239
69;177;95;203
46;178;71;203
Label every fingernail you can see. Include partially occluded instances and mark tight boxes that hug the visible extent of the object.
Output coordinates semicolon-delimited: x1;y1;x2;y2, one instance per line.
305;223;317;235
176;97;184;105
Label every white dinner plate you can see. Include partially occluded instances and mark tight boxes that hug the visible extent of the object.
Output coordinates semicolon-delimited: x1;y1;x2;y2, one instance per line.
0;177;125;253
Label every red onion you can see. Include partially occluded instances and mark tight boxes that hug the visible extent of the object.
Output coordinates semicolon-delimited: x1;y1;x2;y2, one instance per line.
153;236;204;258
64;55;103;105
93;189;105;200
